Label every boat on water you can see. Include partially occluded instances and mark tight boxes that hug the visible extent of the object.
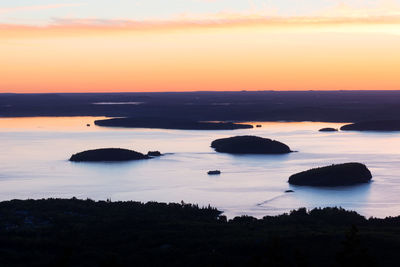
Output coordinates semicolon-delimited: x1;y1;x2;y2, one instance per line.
207;170;221;175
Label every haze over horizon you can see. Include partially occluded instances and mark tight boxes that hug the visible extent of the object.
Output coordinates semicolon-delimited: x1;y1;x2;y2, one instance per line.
1;0;400;93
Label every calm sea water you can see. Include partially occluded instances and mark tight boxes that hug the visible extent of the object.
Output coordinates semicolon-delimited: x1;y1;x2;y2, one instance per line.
0;117;400;218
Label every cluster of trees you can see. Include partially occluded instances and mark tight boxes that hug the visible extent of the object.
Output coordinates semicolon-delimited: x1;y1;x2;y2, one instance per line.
1;198;399;266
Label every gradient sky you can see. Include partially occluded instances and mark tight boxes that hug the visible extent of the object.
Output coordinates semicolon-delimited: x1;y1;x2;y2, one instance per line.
1;0;400;92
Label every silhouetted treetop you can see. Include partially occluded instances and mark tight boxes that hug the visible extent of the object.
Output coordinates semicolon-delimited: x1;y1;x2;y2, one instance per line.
0;198;397;266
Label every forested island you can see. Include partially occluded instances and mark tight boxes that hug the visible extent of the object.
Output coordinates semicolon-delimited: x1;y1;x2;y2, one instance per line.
288;163;372;186
69;148;149;162
94;117;253;130
211;136;293;154
1;198;399;266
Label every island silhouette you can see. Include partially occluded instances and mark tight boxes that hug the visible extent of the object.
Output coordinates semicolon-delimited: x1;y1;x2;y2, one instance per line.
69;148;149;162
288;162;372;186
147;151;162;157
211;135;292;154
319;127;338;132
94;117;253;130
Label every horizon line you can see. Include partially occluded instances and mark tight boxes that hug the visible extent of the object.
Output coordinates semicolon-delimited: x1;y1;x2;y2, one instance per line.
2;89;400;95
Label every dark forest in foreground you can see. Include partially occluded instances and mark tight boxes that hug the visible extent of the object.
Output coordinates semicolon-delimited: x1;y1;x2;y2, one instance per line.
1;198;400;266
2;91;400;122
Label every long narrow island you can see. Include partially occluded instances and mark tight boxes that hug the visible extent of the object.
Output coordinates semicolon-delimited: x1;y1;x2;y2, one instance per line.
94;117;253;130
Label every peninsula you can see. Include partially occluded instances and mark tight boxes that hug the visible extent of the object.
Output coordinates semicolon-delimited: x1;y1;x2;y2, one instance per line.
341;120;400;131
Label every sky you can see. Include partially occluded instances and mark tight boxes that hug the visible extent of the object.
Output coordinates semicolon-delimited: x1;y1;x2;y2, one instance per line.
1;0;400;93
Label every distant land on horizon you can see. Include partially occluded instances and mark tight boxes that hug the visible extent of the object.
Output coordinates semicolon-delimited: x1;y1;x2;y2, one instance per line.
2;90;400;122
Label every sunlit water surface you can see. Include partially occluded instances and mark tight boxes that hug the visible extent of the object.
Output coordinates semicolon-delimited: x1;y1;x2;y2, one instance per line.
1;117;400;218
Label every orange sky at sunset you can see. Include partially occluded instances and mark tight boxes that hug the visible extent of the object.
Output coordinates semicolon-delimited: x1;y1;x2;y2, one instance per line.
1;18;400;93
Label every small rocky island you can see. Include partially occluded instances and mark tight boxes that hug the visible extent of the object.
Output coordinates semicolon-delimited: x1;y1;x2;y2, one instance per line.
319;128;338;132
211;136;292;154
341;120;400;131
147;151;162;157
288;162;372;186
69;148;149;162
94;117;253;130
